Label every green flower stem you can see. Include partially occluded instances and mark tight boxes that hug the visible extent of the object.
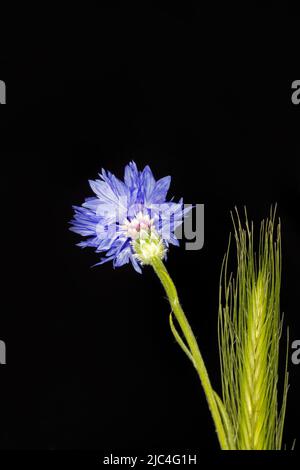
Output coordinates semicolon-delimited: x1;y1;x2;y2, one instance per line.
150;256;234;450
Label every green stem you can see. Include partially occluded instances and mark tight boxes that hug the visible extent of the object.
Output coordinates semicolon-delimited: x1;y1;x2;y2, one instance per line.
150;256;234;450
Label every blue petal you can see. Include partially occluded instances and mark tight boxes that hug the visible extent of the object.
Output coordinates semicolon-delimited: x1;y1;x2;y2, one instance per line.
105;236;127;257
82;197;100;211
130;254;142;274
141;165;156;202
148;176;171;204
89;179;126;215
69;206;99;236
113;245;131;267
168;234;180;246
95;235;120;252
77;238;99;248
124;161;139;189
100;169;129;198
92;255;116;267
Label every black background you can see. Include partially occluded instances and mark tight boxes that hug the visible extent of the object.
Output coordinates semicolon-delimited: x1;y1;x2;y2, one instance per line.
0;4;300;465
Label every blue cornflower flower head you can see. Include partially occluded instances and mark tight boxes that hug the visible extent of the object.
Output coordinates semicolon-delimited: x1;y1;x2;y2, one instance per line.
70;161;189;273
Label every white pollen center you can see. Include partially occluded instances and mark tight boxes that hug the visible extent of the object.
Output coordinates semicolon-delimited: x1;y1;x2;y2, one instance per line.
122;212;154;240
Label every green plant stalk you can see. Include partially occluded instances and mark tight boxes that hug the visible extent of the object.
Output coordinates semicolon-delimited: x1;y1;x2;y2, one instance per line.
150;256;235;450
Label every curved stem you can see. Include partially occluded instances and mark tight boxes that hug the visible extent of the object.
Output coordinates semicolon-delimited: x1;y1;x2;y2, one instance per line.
150;257;234;450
